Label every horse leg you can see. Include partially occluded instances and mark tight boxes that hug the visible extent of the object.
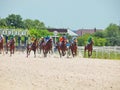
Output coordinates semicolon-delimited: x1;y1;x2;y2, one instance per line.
13;47;14;54
58;49;62;58
88;51;90;58
62;50;64;56
84;47;86;57
34;50;36;58
0;48;1;54
2;48;4;55
27;48;30;57
39;48;41;54
75;49;77;56
71;49;74;57
27;49;29;57
6;45;8;54
45;50;47;57
90;50;92;57
10;47;12;56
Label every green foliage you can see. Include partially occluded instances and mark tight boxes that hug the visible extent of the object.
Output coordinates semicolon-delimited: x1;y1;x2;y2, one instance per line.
77;33;92;46
93;31;105;38
78;33;107;46
104;23;120;46
0;18;7;28
6;14;24;28
93;37;107;46
23;19;46;30
28;29;53;38
0;14;46;30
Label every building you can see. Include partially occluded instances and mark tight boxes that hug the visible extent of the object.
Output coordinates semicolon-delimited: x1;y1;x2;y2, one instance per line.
47;28;78;36
47;28;67;34
75;28;102;36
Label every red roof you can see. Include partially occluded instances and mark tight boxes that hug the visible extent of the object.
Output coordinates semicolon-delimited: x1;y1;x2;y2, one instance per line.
75;28;102;36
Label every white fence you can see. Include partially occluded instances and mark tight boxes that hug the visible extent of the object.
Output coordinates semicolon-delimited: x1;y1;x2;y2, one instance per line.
78;46;120;59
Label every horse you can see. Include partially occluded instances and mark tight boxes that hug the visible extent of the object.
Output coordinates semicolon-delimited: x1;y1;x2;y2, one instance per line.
6;38;15;56
26;39;38;58
56;40;67;58
84;40;94;57
42;38;53;57
0;36;4;55
38;38;45;54
69;41;77;57
38;38;53;56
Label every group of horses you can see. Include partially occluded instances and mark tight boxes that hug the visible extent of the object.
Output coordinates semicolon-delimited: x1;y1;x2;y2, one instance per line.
26;38;78;58
0;37;15;56
0;37;94;58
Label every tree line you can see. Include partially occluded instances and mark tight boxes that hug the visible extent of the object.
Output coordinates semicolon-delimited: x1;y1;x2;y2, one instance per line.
77;23;120;46
0;14;53;37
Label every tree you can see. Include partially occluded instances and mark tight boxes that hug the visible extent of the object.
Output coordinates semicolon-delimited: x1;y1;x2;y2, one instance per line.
93;31;105;38
77;33;91;46
23;19;33;29
0;18;7;28
23;19;46;30
93;37;107;46
6;14;24;28
105;23;120;46
28;29;53;38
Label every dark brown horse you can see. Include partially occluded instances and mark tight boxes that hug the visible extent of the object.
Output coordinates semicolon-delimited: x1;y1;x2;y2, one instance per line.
0;36;4;54
42;38;53;57
6;38;15;56
38;38;45;54
56;40;67;58
69;42;77;57
26;39;38;58
84;40;94;57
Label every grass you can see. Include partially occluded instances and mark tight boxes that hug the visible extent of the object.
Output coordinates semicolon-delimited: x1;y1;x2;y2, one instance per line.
82;51;120;60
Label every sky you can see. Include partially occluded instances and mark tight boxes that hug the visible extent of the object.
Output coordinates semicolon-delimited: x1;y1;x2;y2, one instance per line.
0;0;120;30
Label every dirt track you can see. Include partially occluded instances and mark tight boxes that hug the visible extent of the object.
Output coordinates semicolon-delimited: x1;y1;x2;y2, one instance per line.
0;52;120;90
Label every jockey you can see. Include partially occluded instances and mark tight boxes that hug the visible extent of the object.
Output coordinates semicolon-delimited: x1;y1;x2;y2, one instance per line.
59;35;67;46
71;37;77;43
39;37;44;45
30;35;36;44
59;36;63;42
45;35;50;43
9;35;15;44
86;36;92;47
66;39;70;47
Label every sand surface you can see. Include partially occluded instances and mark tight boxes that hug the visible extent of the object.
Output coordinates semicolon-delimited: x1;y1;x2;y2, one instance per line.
0;52;120;90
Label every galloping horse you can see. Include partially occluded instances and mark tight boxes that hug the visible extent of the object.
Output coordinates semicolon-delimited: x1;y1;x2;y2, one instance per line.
84;40;94;57
38;38;45;54
42;38;53;57
69;41;77;57
56;40;67;58
0;36;4;54
27;38;38;57
6;38;15;56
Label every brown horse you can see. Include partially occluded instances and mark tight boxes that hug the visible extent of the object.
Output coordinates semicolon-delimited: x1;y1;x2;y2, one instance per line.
38;38;45;54
0;36;4;54
42;39;53;57
56;40;67;58
84;40;94;57
6;38;15;56
27;39;38;58
69;42;77;57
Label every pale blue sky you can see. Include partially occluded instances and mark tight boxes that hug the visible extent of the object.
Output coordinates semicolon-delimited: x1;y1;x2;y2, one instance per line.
0;0;120;30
